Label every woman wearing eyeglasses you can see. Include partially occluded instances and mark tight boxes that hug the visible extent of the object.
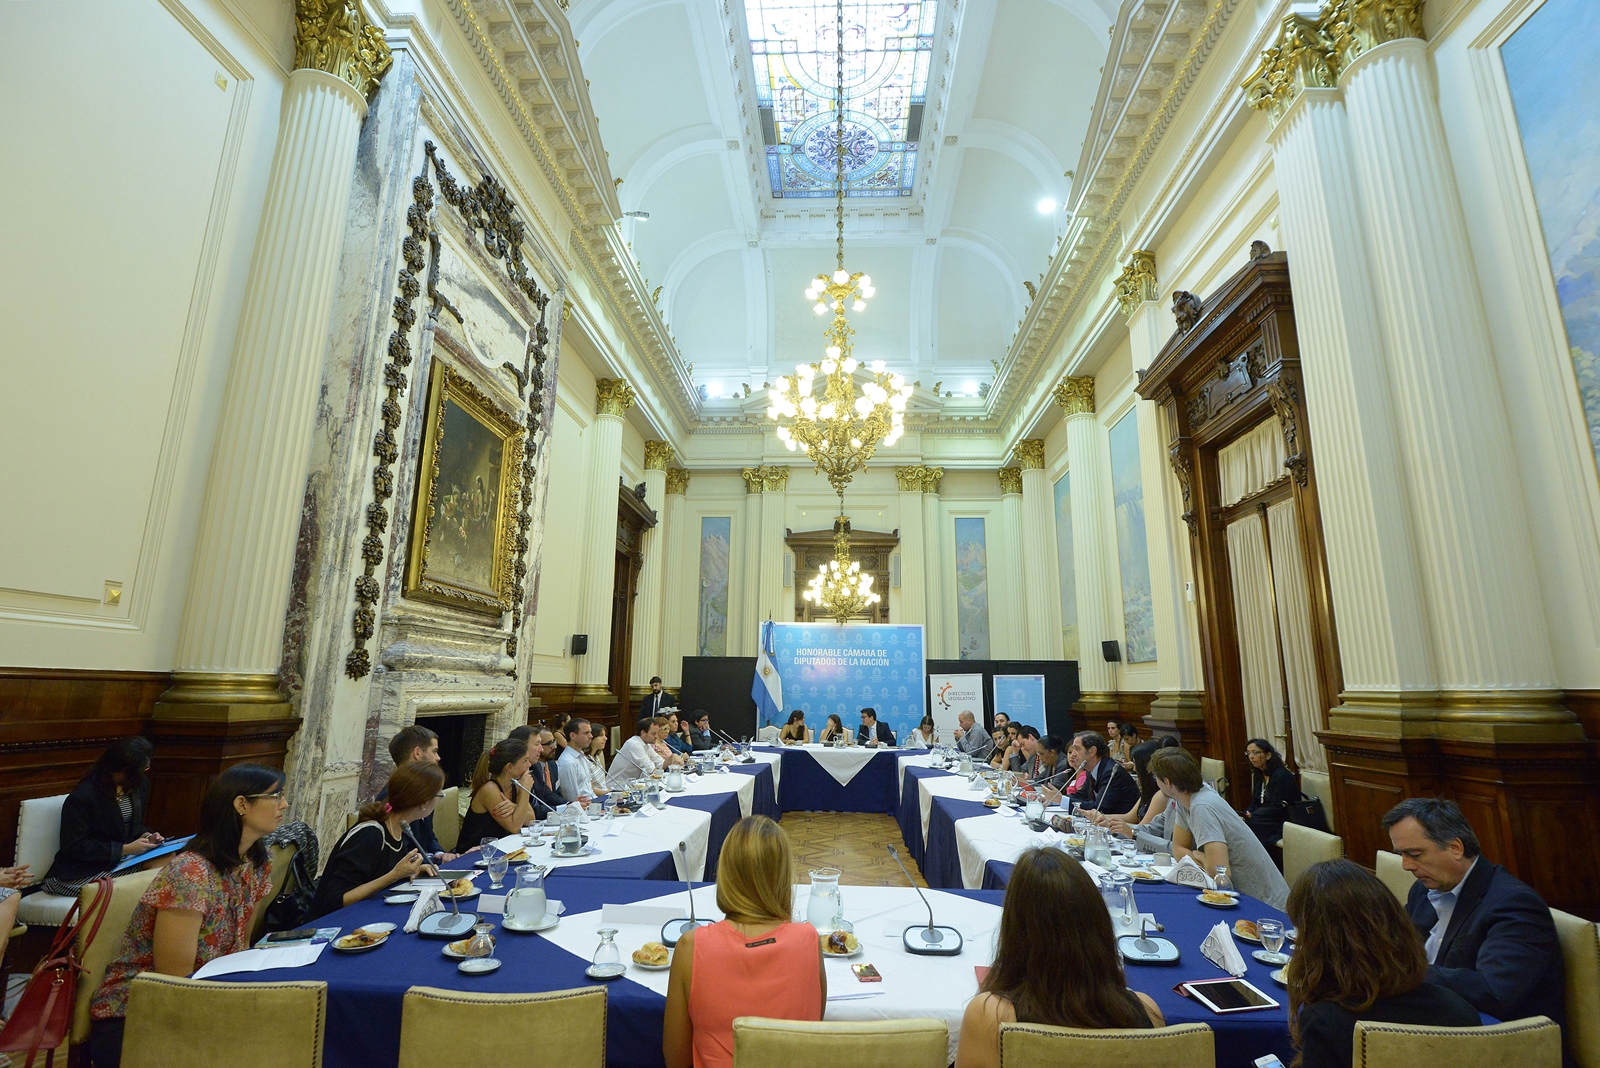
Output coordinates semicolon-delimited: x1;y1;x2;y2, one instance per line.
311;761;444;920
87;763;288;1068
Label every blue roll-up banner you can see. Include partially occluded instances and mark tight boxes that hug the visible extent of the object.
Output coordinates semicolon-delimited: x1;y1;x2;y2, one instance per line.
992;674;1047;730
767;623;927;743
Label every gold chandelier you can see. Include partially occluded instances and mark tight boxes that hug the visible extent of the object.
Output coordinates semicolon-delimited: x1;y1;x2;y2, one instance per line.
802;516;880;624
765;0;911;498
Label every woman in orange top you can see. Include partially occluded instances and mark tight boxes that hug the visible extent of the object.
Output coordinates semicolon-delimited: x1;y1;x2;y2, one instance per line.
663;815;825;1068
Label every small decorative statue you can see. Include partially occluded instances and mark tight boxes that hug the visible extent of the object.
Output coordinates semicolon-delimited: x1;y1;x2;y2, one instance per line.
1250;239;1272;259
1172;290;1204;333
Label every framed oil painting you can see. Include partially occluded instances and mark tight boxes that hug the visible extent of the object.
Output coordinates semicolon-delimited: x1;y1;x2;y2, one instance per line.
405;361;525;616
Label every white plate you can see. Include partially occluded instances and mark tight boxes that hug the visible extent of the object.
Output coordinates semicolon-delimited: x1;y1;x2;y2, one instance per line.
458;957;501;975
443;942;494;960
502;914;560;933
585;963;627;980
632;958;673;971
549;844;600;859
661;786;687;793
332;934;388;953
1252;949;1292;966
384;892;420;905
441;885;481;900
358;922;396;936
1269;967;1288;986
1195;893;1240;909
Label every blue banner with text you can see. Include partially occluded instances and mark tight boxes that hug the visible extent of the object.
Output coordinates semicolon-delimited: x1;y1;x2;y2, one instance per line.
768;623;927;744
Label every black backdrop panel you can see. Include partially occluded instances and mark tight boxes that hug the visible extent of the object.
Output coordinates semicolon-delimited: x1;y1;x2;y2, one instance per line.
925;660;1080;743
679;656;760;739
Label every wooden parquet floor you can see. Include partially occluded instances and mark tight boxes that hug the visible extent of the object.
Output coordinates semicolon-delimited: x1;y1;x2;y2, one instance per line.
782;811;929;888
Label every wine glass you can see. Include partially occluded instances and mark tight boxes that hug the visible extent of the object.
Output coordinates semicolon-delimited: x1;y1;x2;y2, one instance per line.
590;927;624;977
1258;918;1289;964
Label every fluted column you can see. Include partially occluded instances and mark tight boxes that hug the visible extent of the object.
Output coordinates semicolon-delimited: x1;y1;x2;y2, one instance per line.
1014;441;1064;660
921;468;946;657
659;468;691;686
753;467;789;625
575;379;633;695
1055;378;1117;708
739;468;764;654
997;468;1028;657
1336;33;1567;736
630;442;672;687
894;467;929;626
158;5;390;719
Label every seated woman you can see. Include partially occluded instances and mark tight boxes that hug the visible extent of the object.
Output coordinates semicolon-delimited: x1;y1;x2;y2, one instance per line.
989;723;1021;769
87;763;287;1068
956;848;1162;1068
1115;723;1139;769
1243;738;1297;850
664;711;694;755
0;864;28;969
663;816;824;1068
817;713;847;745
1096;741;1171;842
1104;719;1128;765
311;761;443;919
904;714;937;749
777;710;811;745
40;737;163;898
1287;859;1479;1068
456;738;536;850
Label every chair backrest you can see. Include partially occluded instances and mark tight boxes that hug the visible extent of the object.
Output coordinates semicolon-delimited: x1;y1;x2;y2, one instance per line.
398;985;605;1068
756;725;779;742
1352;1015;1561;1068
609;725;621;757
434;786;461;853
250;843;299;943
1200;757;1228;795
732;1016;948;1068
1282;821;1344;888
999;1021;1215;1068
1299;769;1333;832
72;868;163;1044
1375;849;1416;905
1550;908;1600;1068
15;794;69;875
120;974;327;1068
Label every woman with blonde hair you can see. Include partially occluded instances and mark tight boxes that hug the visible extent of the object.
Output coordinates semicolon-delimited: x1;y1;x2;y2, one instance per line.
663;816;824;1068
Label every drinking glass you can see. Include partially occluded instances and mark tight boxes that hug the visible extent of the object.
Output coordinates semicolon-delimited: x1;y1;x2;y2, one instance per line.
487;848;509;889
521;822;538;849
1258;918;1289;964
590;927;624;976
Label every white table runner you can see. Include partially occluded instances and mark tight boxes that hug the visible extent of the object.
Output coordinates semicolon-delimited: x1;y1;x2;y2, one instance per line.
919;773;993;841
787;744;886;786
487;802;712;879
670;769;756;817
951;811;1115;889
541;883;1001;1066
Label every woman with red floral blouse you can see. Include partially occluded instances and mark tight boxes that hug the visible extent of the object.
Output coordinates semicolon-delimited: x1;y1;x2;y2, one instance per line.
87;764;287;1068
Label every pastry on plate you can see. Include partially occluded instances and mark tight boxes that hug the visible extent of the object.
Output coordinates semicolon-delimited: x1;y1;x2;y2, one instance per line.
1200;889;1236;906
823;930;860;955
447;937;473;955
632;942;671;966
444;876;476;897
1130;869;1164;882
502;848;529;863
983;797;1002;808
1233;919;1260;940
336;928;385;949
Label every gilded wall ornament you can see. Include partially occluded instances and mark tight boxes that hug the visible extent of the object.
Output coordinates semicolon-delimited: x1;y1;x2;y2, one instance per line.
595;378;636;417
294;0;392;98
1241;12;1337;125
1053;376;1096;416
997;467;1023;495
1324;0;1426;69
1012;439;1046;470
741;465;789;493
1113;250;1159;317
893;464;944;494
664;467;691;495
644;441;675;470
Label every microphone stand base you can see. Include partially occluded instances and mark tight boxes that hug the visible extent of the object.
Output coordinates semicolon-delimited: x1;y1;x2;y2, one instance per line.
418;911;478;939
903;925;963;956
661;917;713;947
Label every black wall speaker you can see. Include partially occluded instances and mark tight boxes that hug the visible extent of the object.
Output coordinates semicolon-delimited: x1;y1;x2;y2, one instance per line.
1101;640;1122;663
572;634;589;656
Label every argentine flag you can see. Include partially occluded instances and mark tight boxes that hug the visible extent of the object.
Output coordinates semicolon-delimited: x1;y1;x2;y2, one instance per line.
751;620;782;729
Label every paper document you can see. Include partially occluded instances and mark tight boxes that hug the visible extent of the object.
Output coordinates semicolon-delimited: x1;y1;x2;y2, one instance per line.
193;942;325;979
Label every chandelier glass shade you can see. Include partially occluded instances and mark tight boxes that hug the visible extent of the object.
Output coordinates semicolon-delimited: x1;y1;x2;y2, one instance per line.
802;516;880;624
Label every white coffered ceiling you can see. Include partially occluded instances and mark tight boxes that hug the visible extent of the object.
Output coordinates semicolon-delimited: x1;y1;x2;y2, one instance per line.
571;0;1114;401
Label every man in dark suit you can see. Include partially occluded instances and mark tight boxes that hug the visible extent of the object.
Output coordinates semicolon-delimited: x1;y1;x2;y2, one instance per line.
1063;731;1139;815
855;707;895;747
1384;797;1569;1061
639;676;674;718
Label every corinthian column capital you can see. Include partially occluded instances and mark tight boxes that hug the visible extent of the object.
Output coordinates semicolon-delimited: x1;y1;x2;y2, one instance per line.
665;468;691;494
294;0;392;98
997;467;1023;495
1011;439;1046;470
1053;376;1097;416
1242;11;1340;126
1113;251;1159;317
742;466;789;494
1325;0;1426;69
644;441;675;470
595;377;636;417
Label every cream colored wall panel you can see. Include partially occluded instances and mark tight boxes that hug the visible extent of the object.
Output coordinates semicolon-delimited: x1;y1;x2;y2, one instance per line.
529;391;588;674
0;0;281;667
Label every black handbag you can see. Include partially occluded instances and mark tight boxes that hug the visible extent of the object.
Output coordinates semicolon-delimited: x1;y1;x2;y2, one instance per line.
1283;793;1330;833
262;849;318;933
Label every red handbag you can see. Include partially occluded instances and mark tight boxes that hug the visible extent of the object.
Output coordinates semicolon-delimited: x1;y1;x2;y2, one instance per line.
0;876;115;1068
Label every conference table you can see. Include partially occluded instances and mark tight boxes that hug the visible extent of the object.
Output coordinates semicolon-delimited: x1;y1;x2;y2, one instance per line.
754;743;916;813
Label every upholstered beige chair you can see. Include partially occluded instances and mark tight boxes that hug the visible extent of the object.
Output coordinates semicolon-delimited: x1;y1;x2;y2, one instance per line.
999;1021;1214;1068
120;974;326;1068
71;868;162;1047
1299;769;1334;833
250;842;299;943
1374;849;1417;905
398;986;606;1068
1200;757;1229;795
1352;1016;1561;1068
732;1016;948;1068
1281;822;1344;888
433;786;461;853
1550;908;1599;1068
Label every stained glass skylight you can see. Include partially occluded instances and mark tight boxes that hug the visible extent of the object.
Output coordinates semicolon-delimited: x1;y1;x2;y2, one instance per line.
746;0;935;199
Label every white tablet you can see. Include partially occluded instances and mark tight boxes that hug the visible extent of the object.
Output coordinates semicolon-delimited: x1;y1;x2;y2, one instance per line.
1180;978;1280;1014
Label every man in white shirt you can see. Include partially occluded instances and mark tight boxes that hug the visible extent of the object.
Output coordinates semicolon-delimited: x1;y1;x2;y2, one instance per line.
606;716;667;788
556;718;603;804
953;712;993;758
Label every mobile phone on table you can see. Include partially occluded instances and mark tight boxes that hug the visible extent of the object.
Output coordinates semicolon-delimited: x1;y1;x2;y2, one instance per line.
851;963;882;982
265;928;315;943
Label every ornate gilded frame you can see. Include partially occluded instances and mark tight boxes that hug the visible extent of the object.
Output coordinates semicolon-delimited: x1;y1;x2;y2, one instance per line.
403;360;526;615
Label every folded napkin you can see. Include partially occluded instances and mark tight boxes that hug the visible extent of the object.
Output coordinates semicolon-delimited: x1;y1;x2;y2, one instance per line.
1164;854;1216;890
1200;921;1247;977
403;888;442;933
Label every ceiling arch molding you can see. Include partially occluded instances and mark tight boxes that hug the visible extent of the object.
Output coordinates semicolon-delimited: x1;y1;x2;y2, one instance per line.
939;228;1028;323
661;229;747;306
958;120;1069;203
571;0;683;58
619;124;728;212
1036;0;1118;37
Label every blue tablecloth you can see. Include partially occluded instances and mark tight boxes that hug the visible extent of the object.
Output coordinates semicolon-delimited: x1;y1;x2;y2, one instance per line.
921;792;995;889
220;869;1296;1068
897;764;955;867
722;761;781;821
765;747;900;813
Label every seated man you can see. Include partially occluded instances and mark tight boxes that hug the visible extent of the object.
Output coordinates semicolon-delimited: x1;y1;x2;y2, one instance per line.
607;716;669;788
1005;726;1041;775
688;710;718;751
1149;747;1289;910
952;711;993;759
525;726;565;813
556;718;605;803
855;707;895;747
382;723;461;862
1383;797;1568;1049
1061;731;1139;815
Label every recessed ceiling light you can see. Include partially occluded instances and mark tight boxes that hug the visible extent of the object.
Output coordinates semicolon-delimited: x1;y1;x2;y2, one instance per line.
707;382;722;398
963;380;978;395
1036;198;1056;214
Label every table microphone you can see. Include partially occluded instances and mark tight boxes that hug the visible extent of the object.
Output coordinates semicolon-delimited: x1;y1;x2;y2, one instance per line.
512;776;561;816
661;841;712;947
886;844;962;956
